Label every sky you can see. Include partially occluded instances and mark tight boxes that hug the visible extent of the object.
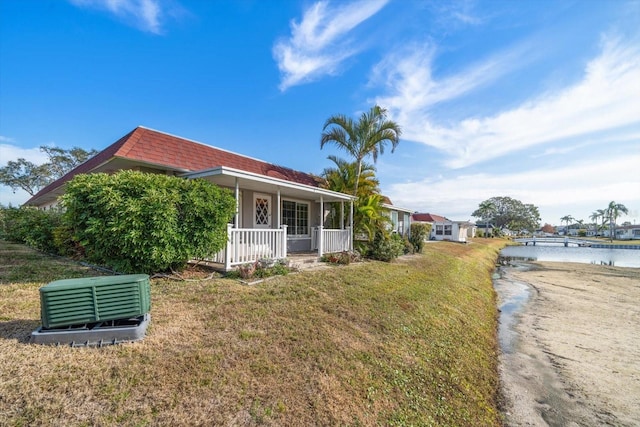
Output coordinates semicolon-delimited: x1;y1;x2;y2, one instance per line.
1;0;639;227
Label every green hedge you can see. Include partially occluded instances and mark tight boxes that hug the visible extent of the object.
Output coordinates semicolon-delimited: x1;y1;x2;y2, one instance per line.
0;206;63;253
62;171;236;273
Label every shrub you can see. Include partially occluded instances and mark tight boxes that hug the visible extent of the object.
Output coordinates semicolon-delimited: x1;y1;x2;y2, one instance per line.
62;171;236;274
321;251;359;265
232;259;292;281
52;225;83;258
402;236;414;254
409;223;431;253
0;206;63;253
366;230;405;262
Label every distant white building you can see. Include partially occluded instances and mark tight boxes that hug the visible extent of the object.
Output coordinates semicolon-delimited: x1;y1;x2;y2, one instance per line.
614;224;640;240
412;213;471;243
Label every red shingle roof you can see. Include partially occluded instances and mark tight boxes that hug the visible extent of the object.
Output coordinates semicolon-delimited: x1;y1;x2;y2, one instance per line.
411;213;448;222
27;127;321;205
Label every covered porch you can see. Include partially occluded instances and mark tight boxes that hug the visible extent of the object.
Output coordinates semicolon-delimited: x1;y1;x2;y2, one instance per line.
183;166;356;271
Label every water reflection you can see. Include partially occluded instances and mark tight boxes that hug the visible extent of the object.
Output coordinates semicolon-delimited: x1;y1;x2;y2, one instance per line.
500;245;640;268
494;268;531;354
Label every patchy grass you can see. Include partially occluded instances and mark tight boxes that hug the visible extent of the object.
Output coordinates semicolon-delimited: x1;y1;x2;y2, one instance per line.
586;237;640;245
0;241;103;285
0;239;506;426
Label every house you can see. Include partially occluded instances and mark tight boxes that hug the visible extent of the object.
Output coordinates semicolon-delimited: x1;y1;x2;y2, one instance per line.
26;126;356;270
613;224;640;240
382;198;412;236
467;223;477;238
411;213;471;243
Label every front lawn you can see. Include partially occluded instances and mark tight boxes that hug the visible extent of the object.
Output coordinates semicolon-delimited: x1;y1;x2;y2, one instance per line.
0;239;505;426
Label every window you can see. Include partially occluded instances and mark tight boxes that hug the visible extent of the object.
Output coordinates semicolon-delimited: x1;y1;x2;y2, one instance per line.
435;225;444;235
282;200;309;235
253;193;271;228
444;225;452;236
391;211;398;230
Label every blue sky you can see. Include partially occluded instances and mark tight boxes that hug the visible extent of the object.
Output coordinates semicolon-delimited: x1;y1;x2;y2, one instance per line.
1;0;639;227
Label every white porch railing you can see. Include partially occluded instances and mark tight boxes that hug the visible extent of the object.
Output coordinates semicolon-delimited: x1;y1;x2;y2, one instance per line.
311;226;351;255
203;224;288;270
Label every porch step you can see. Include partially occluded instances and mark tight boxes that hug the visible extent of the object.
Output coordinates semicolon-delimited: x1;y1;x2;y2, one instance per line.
287;253;323;270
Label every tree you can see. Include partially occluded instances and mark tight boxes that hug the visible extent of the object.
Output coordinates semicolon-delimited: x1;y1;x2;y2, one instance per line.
321;156;379;198
589;210;605;236
0;146;97;196
541;223;555;234
320;156;390;240
320;105;401;197
355;193;391;240
0;159;51;196
39;146;97;180
606;201;628;241
560;215;574;235
321;156;382;229
472;200;497;237
472;196;541;232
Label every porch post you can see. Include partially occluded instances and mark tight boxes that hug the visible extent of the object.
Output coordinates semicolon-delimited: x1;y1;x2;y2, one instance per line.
340;201;344;229
280;224;288;258
276;188;281;228
349;199;354;251
225;223;233;271
234;178;240;228
319;196;324;257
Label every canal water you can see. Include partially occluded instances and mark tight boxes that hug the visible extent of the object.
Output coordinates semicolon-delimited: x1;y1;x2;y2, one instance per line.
500;244;640;268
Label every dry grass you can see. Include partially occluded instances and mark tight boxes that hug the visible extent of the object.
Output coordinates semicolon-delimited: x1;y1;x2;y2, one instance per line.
0;239;506;426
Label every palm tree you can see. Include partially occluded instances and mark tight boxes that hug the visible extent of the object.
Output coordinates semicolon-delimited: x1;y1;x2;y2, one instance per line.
321;156;379;197
321;105;401;197
473;200;497;237
590;209;607;236
355;194;390;240
321;156;380;229
606;201;629;241
560;215;574;236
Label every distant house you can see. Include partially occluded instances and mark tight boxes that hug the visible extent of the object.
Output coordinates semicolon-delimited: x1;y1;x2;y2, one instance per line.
613;224;640;240
411;213;471;243
26;126;356;270
382;198;413;236
501;227;515;237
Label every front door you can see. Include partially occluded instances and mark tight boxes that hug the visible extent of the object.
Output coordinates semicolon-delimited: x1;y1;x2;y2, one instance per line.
253;193;272;228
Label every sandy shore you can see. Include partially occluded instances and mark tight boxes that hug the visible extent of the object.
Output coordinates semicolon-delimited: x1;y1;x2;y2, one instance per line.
497;261;640;426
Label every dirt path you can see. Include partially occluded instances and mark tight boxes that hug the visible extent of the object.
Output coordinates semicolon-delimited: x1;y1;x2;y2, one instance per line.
497;261;640;427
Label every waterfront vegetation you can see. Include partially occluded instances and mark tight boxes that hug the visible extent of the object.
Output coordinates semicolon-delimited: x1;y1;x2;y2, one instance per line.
0;238;505;426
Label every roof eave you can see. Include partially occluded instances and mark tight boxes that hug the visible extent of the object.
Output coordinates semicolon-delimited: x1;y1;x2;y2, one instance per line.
182;166;356;202
382;203;414;214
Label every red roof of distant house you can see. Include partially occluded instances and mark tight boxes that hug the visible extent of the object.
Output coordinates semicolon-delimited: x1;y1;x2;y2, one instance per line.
27;126;321;204
411;213;448;222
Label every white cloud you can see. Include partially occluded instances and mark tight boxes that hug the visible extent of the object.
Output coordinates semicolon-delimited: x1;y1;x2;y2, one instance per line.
0;136;16;143
371;40;536;150
385;152;640;226
434;0;485;27
0;144;49;166
273;0;389;91
375;34;640;169
69;0;166;34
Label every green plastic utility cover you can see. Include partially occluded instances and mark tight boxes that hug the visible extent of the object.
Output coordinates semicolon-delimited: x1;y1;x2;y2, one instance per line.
39;274;151;329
